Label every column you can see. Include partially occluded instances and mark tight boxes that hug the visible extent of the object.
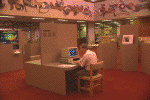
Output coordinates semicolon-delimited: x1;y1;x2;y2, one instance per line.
88;22;95;45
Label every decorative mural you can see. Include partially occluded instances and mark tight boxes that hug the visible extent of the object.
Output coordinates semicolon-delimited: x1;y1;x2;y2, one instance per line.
0;0;5;9
3;0;150;18
94;0;150;17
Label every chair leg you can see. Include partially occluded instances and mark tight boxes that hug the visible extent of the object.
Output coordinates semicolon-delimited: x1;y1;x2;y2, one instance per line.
78;77;81;93
101;78;103;92
89;81;93;96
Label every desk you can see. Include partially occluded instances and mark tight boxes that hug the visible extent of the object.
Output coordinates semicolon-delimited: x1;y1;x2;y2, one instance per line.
25;60;79;95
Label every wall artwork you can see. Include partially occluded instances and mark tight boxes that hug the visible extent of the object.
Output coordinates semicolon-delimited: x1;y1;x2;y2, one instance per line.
0;0;5;9
122;35;134;44
0;31;19;44
94;0;150;17
5;0;150;18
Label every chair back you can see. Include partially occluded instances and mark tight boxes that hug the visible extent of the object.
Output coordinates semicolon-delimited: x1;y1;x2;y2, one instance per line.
90;61;103;70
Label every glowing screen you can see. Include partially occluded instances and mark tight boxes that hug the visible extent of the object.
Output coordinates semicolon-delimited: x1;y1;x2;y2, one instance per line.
69;48;78;57
0;31;18;44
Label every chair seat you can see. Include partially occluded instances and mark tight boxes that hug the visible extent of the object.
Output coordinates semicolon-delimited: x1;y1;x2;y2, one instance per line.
79;74;102;80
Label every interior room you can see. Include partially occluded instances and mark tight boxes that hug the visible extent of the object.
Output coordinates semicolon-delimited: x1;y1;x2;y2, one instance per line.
0;0;150;100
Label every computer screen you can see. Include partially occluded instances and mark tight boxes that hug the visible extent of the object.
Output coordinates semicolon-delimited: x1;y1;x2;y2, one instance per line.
0;31;18;44
61;47;79;58
69;48;78;57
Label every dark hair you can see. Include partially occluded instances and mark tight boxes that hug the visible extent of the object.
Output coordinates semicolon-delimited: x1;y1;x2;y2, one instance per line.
80;43;88;49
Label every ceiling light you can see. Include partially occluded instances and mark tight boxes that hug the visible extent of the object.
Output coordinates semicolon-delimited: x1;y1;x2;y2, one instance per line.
130;20;134;22
58;19;68;21
126;17;133;19
91;0;96;2
0;16;9;18
32;18;45;20
0;16;15;18
77;21;85;22
103;20;112;22
95;23;101;24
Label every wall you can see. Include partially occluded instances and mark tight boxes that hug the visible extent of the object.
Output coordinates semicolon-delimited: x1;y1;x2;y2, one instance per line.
0;30;23;73
40;22;77;64
133;17;150;37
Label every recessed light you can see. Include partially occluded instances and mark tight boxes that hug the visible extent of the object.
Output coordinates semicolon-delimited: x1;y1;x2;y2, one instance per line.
58;19;68;21
130;20;134;22
77;21;85;22
126;17;133;19
103;20;112;22
0;16;15;18
32;18;45;20
95;23;101;24
0;16;9;18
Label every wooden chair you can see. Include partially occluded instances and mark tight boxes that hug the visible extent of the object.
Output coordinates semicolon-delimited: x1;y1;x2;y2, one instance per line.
77;61;104;96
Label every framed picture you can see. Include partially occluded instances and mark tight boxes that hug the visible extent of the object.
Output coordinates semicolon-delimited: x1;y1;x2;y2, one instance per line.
122;35;133;44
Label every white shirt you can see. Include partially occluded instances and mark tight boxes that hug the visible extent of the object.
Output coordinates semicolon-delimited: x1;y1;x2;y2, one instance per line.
80;50;97;70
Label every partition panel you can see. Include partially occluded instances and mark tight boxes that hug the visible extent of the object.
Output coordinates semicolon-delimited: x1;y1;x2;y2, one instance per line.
120;25;138;71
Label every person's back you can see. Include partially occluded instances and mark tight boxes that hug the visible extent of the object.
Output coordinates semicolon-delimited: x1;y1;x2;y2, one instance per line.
80;49;97;70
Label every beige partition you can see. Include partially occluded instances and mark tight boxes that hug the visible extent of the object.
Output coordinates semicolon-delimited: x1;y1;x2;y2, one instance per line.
0;30;23;73
141;43;150;75
24;43;40;61
98;42;117;69
40;23;77;65
120;25;138;71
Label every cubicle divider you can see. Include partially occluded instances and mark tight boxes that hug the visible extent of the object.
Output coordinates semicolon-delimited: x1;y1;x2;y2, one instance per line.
40;22;77;64
141;43;150;75
120;25;138;71
25;22;78;95
98;42;117;69
0;30;23;73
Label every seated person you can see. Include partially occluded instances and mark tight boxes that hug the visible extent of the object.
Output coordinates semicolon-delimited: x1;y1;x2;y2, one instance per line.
74;43;98;86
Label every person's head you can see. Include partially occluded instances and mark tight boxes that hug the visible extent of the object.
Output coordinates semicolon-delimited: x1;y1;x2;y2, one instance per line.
80;43;88;54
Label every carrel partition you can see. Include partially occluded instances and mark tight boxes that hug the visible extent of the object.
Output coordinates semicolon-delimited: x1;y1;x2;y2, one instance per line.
141;43;150;75
98;42;117;69
0;30;23;73
120;25;138;71
25;22;78;95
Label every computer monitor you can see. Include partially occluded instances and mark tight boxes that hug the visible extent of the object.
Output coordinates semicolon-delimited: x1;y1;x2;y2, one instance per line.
0;31;18;44
61;47;79;58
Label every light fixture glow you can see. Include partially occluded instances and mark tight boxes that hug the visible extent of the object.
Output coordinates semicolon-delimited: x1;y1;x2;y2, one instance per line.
0;16;15;18
126;17;133;19
77;21;85;22
58;19;68;21
95;23;101;24
32;18;45;20
130;20;134;22
0;16;8;18
103;20;112;22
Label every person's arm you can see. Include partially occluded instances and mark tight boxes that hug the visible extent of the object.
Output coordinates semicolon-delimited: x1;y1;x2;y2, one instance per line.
74;55;87;67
